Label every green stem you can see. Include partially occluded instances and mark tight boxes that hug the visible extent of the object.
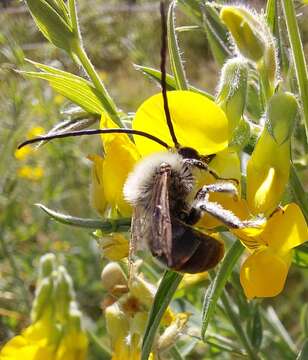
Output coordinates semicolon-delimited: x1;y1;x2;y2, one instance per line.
74;43;123;127
281;0;308;142
221;290;260;360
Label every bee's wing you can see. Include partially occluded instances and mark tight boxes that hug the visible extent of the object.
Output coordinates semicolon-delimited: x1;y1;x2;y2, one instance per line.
150;167;173;267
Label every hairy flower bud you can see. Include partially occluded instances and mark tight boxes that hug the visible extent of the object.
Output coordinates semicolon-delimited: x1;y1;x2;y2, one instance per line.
220;7;265;62
216;57;249;138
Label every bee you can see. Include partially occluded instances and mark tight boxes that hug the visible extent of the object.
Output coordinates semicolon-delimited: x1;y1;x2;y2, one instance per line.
18;1;261;274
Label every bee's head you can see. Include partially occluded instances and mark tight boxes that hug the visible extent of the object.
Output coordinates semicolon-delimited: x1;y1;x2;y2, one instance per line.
178;147;200;160
178;147;216;165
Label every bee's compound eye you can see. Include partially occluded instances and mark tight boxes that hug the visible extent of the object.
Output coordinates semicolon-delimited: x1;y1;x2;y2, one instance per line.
178;147;200;160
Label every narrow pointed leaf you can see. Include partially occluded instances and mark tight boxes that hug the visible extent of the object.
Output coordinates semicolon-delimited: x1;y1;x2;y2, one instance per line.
20;61;105;114
167;1;188;90
282;0;308;141
296;340;308;360
134;64;213;99
25;0;75;52
142;270;183;360
201;240;244;340
36;203;131;231
202;3;232;65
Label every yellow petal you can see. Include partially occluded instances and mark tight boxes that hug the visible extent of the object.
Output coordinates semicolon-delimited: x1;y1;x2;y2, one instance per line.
99;113;140;217
240;248;291;299
260;203;308;253
133;91;228;156
17;166;44;181
99;233;129;261
88;154;107;217
247;130;290;215
15;146;33;161
103;136;140;217
196;151;242;229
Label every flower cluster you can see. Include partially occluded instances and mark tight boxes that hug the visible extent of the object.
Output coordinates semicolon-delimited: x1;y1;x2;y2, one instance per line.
0;254;88;360
90;86;307;299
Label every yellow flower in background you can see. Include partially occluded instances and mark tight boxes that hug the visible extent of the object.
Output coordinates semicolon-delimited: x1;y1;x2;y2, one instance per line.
235;203;307;299
15;126;45;181
132;90;228;156
17;166;44;181
0;254;88;360
15;127;45;160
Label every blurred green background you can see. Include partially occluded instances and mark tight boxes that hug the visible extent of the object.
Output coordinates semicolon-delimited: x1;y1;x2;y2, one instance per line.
0;0;308;358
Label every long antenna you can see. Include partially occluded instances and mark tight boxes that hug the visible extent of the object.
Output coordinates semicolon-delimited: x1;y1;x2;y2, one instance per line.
160;1;179;148
17;128;170;150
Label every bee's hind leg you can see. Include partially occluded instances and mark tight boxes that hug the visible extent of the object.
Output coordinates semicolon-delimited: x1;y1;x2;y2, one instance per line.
195;182;239;201
192;184;264;229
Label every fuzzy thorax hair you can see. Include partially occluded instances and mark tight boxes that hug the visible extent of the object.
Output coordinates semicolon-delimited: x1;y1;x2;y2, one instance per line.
123;151;194;211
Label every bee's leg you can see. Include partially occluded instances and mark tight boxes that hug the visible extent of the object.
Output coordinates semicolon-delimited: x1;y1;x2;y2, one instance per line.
195;183;239;201
195;199;265;229
183;159;239;184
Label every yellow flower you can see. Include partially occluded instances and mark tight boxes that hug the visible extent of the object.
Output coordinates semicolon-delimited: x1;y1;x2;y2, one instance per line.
98;233;129;261
88;154;107;216
246;129;290;216
235;203;308;299
15;127;45;161
89;114;140;217
196;150;242;229
247;92;298;216
132;90;228;156
17;166;44;181
0;254;88;360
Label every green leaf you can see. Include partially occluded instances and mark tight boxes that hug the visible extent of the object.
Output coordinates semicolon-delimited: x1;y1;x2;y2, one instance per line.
167;1;188;90
296;340;308;360
36;204;131;231
290;164;308;222
248;305;263;351
201;240;244;340
293;243;308;268
134;64;214;99
178;0;204;26
141;270;183;360
178;0;232;65
20;60;105;115
282;0;308;141
300;303;308;337
265;0;276;32
25;0;75;53
202;3;232;65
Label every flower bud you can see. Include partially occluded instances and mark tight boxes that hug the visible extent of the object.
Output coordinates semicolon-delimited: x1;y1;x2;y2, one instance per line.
38;253;56;279
101;262;128;295
220;6;265;62
31;277;53;322
130;274;156;308
247;92;298;215
266;92;298;145
54;266;74;322
25;0;77;54
216;57;249;137
157;313;189;352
